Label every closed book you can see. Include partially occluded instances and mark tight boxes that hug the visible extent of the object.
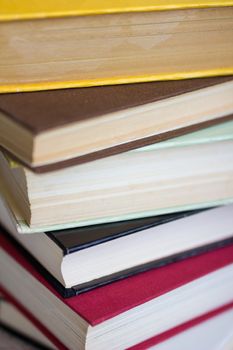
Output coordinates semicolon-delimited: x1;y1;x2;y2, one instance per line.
1;232;233;349
1;296;233;350
1;187;233;296
0;4;233;93
1;120;233;231
0;77;232;172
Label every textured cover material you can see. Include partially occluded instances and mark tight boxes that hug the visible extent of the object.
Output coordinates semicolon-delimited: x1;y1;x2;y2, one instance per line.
1;231;233;325
0;0;232;21
1;76;233;172
1;290;233;350
1;77;231;134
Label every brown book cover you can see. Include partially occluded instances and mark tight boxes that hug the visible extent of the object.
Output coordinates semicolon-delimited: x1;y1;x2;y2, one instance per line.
0;76;232;172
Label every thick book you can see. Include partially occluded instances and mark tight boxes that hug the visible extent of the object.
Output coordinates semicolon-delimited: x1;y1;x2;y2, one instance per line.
1;297;233;350
1;120;233;231
0;77;232;172
1;233;233;349
1;185;233;296
0;4;233;93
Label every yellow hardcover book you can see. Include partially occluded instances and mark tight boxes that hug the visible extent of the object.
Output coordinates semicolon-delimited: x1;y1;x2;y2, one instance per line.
0;1;233;93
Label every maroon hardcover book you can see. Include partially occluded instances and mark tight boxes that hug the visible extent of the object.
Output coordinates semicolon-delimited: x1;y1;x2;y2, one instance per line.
1;231;233;349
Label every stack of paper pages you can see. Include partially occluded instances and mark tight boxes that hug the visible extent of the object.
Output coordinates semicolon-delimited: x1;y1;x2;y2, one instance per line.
0;1;233;349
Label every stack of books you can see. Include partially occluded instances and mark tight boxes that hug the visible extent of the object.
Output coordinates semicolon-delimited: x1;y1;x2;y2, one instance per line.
0;1;233;349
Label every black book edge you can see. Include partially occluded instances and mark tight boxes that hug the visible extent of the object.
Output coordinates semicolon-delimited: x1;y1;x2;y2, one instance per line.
2;227;233;299
46;210;204;255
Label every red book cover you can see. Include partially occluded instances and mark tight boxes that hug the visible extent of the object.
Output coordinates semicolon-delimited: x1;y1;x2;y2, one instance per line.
1;232;233;325
2;289;233;350
1;232;233;349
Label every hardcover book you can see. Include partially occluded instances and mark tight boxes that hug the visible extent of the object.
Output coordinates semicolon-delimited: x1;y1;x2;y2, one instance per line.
1;296;233;350
1;188;233;296
0;77;232;172
1;232;233;349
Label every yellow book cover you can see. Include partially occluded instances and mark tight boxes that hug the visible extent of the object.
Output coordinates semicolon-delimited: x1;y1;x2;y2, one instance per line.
0;0;232;21
0;0;233;93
